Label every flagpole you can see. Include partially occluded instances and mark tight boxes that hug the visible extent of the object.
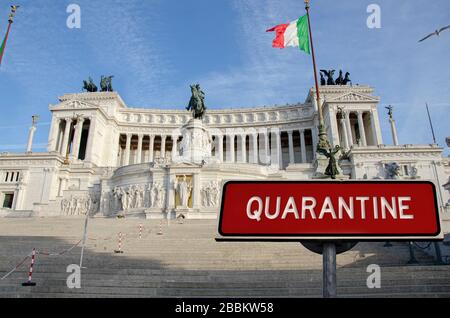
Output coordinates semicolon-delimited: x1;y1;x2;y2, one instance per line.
0;20;12;67
426;103;437;144
0;6;19;68
304;0;330;151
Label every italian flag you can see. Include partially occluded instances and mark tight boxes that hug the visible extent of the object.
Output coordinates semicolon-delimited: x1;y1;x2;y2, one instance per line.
266;15;310;54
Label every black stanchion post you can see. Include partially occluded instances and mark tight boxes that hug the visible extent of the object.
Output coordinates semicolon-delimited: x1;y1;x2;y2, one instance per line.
407;241;418;265
323;242;337;298
433;242;444;265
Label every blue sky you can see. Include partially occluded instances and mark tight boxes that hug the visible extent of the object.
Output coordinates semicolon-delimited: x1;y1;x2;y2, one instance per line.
0;0;449;154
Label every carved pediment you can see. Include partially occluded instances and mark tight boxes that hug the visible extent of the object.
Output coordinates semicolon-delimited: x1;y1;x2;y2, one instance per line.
55;100;100;110
328;92;380;103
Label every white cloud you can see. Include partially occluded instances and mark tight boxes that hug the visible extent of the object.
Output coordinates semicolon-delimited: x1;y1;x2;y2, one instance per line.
193;0;313;108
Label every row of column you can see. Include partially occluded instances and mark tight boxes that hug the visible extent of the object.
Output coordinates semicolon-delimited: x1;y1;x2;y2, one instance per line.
120;133;178;166
211;129;310;165
337;110;378;148
52;117;95;162
118;129;312;167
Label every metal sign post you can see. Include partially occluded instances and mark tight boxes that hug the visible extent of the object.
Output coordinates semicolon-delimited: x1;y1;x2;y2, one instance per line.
322;242;337;298
79;212;89;269
217;180;443;298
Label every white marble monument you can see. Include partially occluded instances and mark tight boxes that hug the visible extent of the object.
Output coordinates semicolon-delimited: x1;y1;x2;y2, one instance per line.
0;85;448;230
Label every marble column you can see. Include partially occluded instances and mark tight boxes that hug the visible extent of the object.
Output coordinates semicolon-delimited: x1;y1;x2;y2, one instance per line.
149;135;155;162
26;125;37;153
124;133;132;166
340;117;349;149
277;132;282;167
47;117;60;152
369;110;379;145
160;135;166;159
345;112;354;146
328;108;340;147
71;117;85;160
252;133;258;164
85;118;97;163
300;129;307;164
371;108;383;145
217;135;223;162
60;118;72;157
240;135;247;163
264;132;270;165
390;118;399;146
137;134;143;164
271;131;281;167
288;131;295;165
172;135;179;162
57;122;64;153
228;134;235;163
357;112;367;146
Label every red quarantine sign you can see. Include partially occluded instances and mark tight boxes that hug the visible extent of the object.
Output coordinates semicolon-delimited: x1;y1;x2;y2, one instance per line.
218;181;442;240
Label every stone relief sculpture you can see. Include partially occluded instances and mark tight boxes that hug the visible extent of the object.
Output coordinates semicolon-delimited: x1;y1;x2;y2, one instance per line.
175;175;192;208
61;194;97;216
410;166;419;179
78;182;170;215
385;162;401;179
201;181;220;207
156;183;166;208
149;183;157;207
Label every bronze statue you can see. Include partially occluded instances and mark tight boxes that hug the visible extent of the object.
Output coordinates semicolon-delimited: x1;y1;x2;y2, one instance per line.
385;105;394;119
320;69;335;85
100;75;114;92
82;77;98;92
318;145;341;179
320;73;326;86
335;70;344;85
187;84;207;119
342;72;351;85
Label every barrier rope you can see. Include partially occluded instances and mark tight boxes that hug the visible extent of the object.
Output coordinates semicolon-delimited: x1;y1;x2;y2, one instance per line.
413;242;432;250
1;252;32;280
37;239;83;256
1;224;162;281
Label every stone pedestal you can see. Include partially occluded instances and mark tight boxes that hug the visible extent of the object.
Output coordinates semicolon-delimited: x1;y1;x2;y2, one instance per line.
145;208;166;220
313;155;332;178
176;119;212;165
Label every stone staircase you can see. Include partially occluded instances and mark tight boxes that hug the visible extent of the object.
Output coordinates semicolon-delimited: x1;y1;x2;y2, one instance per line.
0;218;449;298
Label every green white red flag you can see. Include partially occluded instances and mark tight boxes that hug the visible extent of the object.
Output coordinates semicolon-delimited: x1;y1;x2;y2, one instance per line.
266;15;310;54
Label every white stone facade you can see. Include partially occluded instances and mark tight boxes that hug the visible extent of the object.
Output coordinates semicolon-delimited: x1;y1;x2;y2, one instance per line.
0;85;449;229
